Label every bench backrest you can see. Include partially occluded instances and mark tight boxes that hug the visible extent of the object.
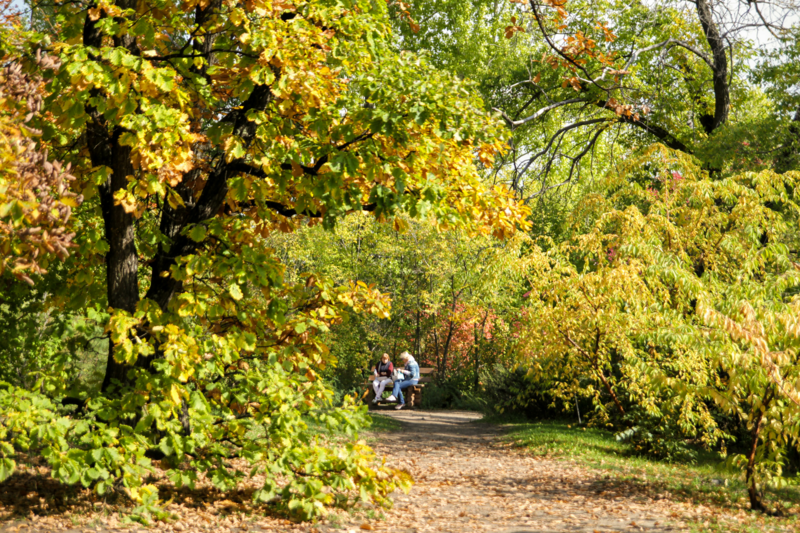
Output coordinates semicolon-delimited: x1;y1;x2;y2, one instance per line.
366;366;436;375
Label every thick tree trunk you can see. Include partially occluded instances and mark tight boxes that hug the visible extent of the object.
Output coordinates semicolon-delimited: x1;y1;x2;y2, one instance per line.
98;136;140;392
83;9;141;392
695;0;729;133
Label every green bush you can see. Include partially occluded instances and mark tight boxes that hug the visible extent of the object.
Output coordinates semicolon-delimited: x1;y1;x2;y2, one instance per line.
324;319;384;394
478;364;563;419
614;407;698;462
419;377;464;409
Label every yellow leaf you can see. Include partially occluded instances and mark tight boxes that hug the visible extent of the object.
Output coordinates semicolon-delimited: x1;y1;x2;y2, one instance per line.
229;283;243;301
167;189;186;211
168;384;182;405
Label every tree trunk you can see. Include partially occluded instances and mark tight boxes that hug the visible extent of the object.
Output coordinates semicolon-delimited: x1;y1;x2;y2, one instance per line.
97;136;140;392
473;321;480;391
441;318;455;380
745;387;775;513
694;0;729;133
473;310;490;390
432;328;441;376
83;8;141;393
414;308;421;359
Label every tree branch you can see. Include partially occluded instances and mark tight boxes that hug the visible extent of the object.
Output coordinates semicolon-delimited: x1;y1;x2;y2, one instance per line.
622;38;714;71
494;98;588;129
595;100;692;153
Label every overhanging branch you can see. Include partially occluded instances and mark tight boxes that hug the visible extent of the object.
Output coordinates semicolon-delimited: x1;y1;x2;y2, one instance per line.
595;100;692;153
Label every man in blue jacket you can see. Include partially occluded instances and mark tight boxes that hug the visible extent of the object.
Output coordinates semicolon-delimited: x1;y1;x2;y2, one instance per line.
386;351;419;410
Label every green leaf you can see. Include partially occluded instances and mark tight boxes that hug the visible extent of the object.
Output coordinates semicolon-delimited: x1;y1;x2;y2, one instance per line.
188;224;207;242
0;458;15;482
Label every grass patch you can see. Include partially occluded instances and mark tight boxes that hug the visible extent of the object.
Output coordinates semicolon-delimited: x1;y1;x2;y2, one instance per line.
504;420;800;533
366;413;403;433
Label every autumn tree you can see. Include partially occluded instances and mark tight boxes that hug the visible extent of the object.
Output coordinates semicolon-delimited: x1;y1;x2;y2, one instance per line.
519;144;800;512
0;0;528;520
0;42;82;284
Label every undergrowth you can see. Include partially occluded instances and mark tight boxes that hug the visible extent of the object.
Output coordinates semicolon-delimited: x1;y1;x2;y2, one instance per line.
499;419;800;533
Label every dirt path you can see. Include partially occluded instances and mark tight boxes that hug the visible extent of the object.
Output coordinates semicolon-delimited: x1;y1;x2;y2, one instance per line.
347;409;690;533
0;410;698;533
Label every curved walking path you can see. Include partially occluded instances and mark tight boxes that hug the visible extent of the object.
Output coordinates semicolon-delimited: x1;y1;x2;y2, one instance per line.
0;411;700;533
348;410;687;533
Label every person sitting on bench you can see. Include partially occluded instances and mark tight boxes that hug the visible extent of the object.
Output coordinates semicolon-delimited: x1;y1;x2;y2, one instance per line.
386;351;419;410
372;353;394;403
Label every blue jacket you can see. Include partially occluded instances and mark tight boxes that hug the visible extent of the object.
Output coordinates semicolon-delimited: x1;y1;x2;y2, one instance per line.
404;360;420;380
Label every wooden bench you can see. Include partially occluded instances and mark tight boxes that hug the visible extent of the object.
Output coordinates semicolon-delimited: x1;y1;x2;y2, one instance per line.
361;367;436;409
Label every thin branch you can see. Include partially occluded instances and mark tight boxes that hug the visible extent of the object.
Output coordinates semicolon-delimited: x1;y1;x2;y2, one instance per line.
622;38;714;71
494;98;588;129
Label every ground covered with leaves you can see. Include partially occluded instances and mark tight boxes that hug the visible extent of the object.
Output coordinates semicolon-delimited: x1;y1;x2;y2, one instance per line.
503;420;800;533
1;410;799;532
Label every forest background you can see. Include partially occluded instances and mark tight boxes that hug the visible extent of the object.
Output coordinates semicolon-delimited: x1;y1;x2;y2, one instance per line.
1;0;800;523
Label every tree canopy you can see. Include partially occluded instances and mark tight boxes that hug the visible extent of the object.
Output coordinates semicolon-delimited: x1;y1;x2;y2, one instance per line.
0;0;529;521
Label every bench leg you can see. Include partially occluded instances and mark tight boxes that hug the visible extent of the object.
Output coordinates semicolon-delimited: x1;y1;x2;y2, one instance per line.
406;386;420;408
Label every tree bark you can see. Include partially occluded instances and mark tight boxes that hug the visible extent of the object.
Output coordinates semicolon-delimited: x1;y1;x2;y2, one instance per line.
745;387;775;513
83;8;141;392
694;0;729;133
97;132;140;392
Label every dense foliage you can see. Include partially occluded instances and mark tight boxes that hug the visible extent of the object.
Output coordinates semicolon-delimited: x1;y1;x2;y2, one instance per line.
518;146;800;511
0;0;528;522
1;0;800;521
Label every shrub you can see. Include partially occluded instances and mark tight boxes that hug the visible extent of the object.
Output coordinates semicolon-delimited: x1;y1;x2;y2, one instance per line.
479;364;563;419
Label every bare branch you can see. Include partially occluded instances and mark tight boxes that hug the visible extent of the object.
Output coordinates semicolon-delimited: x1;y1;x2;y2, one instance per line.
494;98;588;129
622;38;714;71
594;101;692;153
